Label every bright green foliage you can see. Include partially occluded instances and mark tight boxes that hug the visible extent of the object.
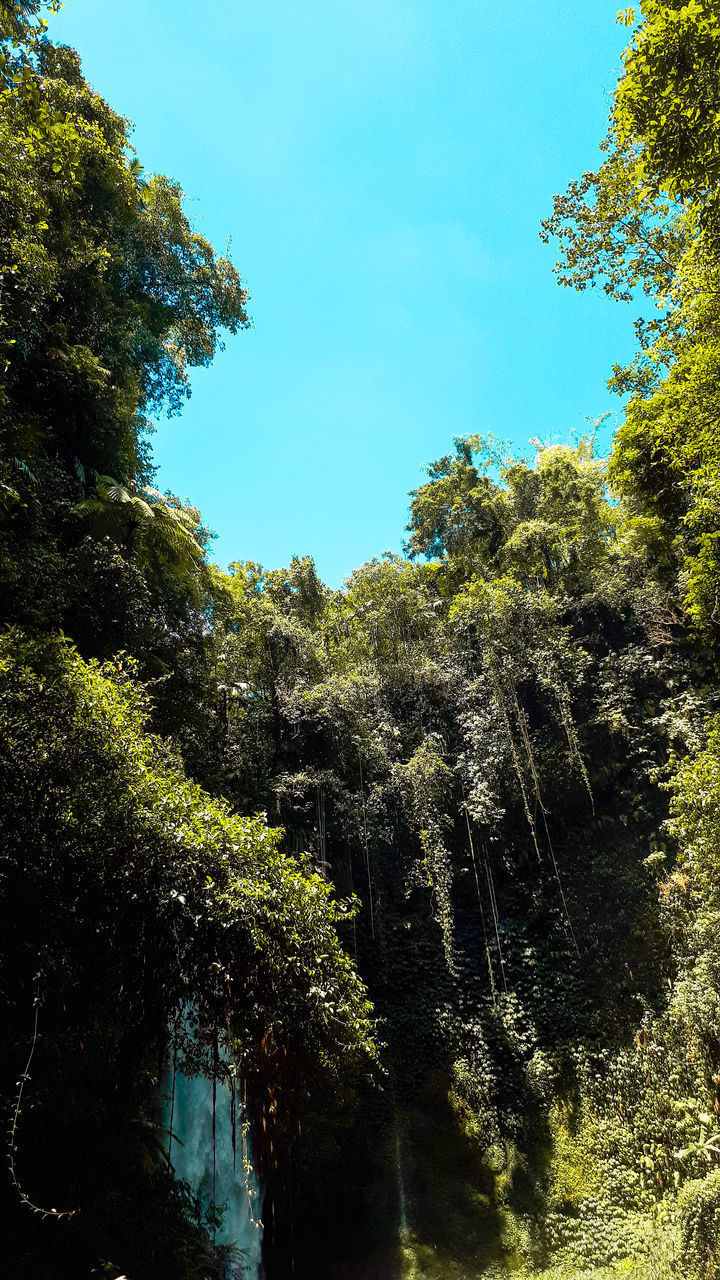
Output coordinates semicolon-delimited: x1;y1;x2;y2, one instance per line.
404;434;511;579
534;8;720;1279
539;138;683;312
669;716;720;906
677;1170;720;1279
614;1;720;204
0;36;248;480
545;2;720;642
0;0;60;45
408;436;615;596
0;10;248;642
0;632;374;1069
609;235;720;631
80;478;210;590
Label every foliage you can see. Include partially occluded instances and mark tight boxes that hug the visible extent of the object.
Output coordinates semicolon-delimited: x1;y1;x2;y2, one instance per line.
614;0;720;206
543;1;720;643
0;631;374;1277
5;0;720;1276
190;438;711;1277
533;5;720;1277
677;1170;720;1280
0;5;248;657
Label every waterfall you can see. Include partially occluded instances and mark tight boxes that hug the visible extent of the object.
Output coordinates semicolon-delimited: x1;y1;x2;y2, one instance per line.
165;1048;264;1279
393;1109;409;1242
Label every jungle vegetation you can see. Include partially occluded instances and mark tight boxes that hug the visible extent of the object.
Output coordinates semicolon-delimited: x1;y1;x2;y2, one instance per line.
3;1;720;1278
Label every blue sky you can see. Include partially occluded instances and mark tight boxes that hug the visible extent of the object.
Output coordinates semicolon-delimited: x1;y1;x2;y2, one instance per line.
50;1;635;586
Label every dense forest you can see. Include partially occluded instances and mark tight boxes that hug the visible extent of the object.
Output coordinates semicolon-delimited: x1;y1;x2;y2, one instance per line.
3;1;720;1277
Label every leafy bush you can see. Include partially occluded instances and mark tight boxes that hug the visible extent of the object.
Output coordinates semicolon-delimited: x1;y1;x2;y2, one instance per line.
0;630;374;1276
678;1171;720;1280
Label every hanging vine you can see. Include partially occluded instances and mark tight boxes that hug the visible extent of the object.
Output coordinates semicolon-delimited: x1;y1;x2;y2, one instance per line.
7;992;78;1223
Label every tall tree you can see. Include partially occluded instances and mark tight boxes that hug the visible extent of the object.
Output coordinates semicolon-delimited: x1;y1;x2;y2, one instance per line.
543;1;720;640
0;11;249;644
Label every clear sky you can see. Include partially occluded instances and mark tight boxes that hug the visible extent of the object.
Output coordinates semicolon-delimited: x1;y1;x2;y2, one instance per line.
49;1;635;586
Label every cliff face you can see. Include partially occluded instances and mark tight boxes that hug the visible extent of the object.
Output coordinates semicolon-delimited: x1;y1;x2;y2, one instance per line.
199;453;702;1280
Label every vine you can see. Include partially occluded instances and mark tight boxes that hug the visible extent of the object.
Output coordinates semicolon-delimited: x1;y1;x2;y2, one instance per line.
7;991;78;1222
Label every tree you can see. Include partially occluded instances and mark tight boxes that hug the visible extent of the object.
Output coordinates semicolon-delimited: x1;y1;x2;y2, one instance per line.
543;1;720;641
0;22;249;640
0;633;375;1279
